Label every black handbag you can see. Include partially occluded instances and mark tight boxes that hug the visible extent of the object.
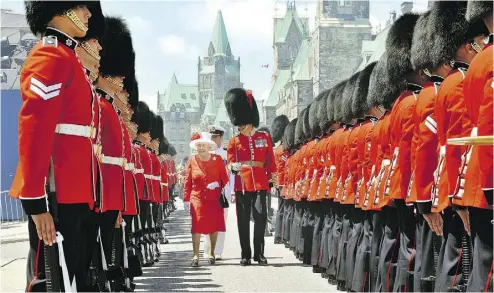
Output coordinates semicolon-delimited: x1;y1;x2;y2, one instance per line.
218;181;229;208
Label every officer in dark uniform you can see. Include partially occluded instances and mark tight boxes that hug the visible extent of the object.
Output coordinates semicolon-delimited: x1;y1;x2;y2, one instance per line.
225;88;277;266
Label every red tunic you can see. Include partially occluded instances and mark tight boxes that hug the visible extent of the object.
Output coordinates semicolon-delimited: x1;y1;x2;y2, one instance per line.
227;131;276;193
150;152;161;203
11;30;99;214
122;126;137;216
356;120;374;209
364;118;384;211
135;143;152;201
327;128;344;199
341;126;360;205
160;161;169;202
374;113;392;209
97;94;125;212
274;145;288;188
184;154;228;234
336;128;351;202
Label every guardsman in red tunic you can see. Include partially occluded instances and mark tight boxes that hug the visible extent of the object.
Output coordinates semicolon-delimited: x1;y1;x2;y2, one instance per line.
348;61;383;292
133;102;154;266
9;2;103;291
425;3;489;291
148;114;163;257
370;13;420;292
453;2;494;291
282;119;298;246
225;88;276;266
271;115;290;245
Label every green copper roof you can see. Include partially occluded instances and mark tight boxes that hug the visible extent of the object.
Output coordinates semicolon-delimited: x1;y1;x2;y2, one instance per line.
213;99;230;125
274;6;309;43
160;74;199;112
210;10;231;56
356;25;390;71
266;69;291;107
293;39;312;81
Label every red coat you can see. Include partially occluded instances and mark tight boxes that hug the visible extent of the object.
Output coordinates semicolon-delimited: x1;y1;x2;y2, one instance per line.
134;142;152;201
274;145;289;187
464;39;493;195
97;93;125;212
364;118;385;211
327;128;344;199
310;138;327;200
160;161;169;202
409;82;442;213
122;126;138;216
341;126;360;205
227;130;276;192
184;154;228;234
150;152;161;203
11;30;99;214
304;140;317;199
374;113;392;209
387;89;419;202
356;120;374;209
434;68;472;213
336;128;351;202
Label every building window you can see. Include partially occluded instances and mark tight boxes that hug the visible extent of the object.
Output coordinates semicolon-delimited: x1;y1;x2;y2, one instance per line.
181;93;186;100
190;93;196;100
180;112;185;119
338;0;344;6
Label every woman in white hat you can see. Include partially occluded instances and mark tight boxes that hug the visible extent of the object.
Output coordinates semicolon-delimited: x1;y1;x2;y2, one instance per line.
184;132;229;266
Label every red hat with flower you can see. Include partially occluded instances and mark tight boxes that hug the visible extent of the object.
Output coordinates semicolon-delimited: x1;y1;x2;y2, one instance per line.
189;132;216;150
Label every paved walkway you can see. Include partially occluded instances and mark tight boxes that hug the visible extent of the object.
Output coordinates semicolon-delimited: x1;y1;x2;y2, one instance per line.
0;200;338;292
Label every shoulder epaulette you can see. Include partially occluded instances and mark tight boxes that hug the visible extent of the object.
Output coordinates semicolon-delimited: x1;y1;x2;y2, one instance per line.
42;36;58;47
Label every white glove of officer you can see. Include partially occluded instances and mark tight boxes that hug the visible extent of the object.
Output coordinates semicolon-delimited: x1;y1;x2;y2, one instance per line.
206;181;220;190
231;162;241;172
184;201;190;212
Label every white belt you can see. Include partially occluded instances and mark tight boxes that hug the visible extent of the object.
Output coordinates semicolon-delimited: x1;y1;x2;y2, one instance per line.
55;123;96;139
161;182;169;187
330;165;336;170
381;159;391;167
152;175;161;181
144;174;153;179
134;168;144;174
100;155;126;167
440;145;446;157
125;162;135;171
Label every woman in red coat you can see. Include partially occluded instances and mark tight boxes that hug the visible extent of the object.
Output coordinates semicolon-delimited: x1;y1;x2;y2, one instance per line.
184;132;229;266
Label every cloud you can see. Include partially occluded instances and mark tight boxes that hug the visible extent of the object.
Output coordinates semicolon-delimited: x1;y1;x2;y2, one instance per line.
126;16;152;32
158;35;201;60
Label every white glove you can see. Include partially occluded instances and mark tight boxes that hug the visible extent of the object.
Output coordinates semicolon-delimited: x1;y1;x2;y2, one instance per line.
231;162;241;172
184;201;190;212
206;182;220;190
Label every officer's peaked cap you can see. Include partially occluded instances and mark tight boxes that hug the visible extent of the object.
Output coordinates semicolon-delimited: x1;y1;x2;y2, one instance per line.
466;0;493;23
271;115;290;144
352;62;377;118
341;72;360;123
385;13;420;84
99;16;135;78
137;101;151;134
225;88;260;128
411;11;433;72
316;89;332;133
25;1;100;36
429;1;489;69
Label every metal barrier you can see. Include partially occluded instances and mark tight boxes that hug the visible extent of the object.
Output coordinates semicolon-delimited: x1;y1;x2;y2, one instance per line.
0;190;27;225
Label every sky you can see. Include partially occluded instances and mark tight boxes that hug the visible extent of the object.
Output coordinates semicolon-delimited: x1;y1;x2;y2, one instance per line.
2;0;428;112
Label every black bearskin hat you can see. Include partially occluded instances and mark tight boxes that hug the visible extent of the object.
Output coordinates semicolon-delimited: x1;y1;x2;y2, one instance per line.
224;88;260;128
77;2;104;41
368;54;400;110
99;16;135;78
331;81;348;122
168;145;177;157
150;112;158;140
129;78;139;123
154;115;164;141
324;88;337;123
159;135;169;155
317;89;331;133
294;108;307;146
284;118;297;152
342;73;360;122
411;11;432;72
137;101;151;134
466;0;493;23
25;1;99;36
430;1;489;69
352;62;377;118
271;115;290;144
385;13;420;84
302;104;312;140
308;99;320;138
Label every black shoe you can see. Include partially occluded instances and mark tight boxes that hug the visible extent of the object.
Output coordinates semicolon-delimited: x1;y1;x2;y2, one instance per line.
190;259;199;267
274;238;283;244
284;242;290;248
253;255;268;265
313;266;324;273
328;275;337;285
337;280;346;291
321;272;329;279
240;258;251;266
208;257;216;265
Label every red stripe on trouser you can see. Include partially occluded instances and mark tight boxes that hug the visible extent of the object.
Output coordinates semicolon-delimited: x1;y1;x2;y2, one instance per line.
404;228;417;292
450;247;462;288
362;272;368;292
484;260;494;292
27;239;42;292
386;235;399;292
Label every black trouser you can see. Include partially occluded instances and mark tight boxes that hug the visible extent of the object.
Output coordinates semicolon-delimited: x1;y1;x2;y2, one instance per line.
26;203;91;292
371;210;385;292
319;200;334;270
77;210;99;292
283;199;294;242
378;206;400;292
467;207;493;292
310;201;324;266
99;211;119;264
274;188;284;240
346;208;365;290
138;200;151;235
235;190;268;259
393;200;416;292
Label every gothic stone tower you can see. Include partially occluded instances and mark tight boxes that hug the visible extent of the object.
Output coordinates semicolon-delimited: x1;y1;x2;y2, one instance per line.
312;0;372;95
198;10;241;117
